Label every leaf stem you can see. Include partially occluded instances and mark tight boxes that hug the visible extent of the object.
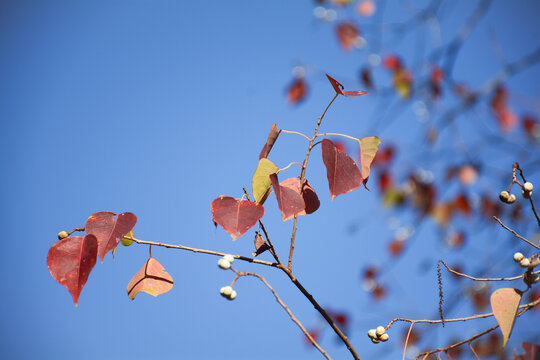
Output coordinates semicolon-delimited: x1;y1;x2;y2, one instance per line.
316;133;360;142
281;129;311;141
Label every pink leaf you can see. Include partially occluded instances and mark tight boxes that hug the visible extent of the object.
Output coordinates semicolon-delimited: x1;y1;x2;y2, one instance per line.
270;173;305;221
280;177;320;215
326;74;368;97
490;287;522;347
126;257;173;300
321;139;363;200
211;196;264;240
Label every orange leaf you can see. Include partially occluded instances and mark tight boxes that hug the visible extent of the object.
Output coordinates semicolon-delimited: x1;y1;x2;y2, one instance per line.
127;258;174;300
490;288;522;347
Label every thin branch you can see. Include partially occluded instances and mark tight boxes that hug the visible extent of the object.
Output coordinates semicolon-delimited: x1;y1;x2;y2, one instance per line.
468;341;481;360
493;216;540;250
238;271;332;360
403;323;414;360
515;162;540;226
439;260;538;281
281;129;311;141
316;133;360;142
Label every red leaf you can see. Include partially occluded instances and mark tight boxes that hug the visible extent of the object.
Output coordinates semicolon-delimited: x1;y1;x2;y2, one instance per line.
491;288;522;347
270;174;305;221
47;235;98;306
511;342;540;360
382;54;402;71
491;86;517;132
326;74;368;97
126;257;173;300
336;22;358;51
523;115;540;140
252;232;271;257
357;0;376;17
259;123;281;159
453;193;471;216
85;211;137;263
286;77;307;105
280;177;320;215
211;196;264;240
371;145;395;167
322;139;363;200
388;239;405;257
378;170;393;193
359;67;374;89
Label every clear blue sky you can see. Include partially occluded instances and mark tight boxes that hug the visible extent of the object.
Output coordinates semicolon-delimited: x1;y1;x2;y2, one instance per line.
1;1;539;359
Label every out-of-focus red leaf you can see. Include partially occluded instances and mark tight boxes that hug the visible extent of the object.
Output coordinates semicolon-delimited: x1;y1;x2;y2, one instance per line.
371;145;395;167
529;289;539;310
472;289;490;311
481;194;501;220
511;342;540;360
47;235;98;306
259;123;281;159
430;67;444;99
252;232;271;257
336;22;358;51
401;328;420;345
280;177;320;215
490;287;522;347
363;266;378;280
372;284;386;301
360;67;374;89
445;231;465;249
321;139;363;200
378;170;393;193
450;263;464;281
286;77;308;105
383;54;402;71
326;74;368;97
270;174;305;221
304;329;320;347
126;257;173;300
388;239;405;257
211;196;264;240
85;211;137;263
327;310;349;333
357;0;376;17
409;176;436;216
491;86;517;132
523;115;540;140
453;193;471;217
358;136;381;189
432;202;453;227
459;164;478;185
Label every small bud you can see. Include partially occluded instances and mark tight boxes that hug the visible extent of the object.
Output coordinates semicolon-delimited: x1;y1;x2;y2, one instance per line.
371;338;380;344
499;191;509;202
513;252;524;262
367;329;377;339
229;290;237;300
520;258;531;268
507;194;516;204
522;190;532;199
223;254;235;263
524;272;539;286
379;333;389;342
58;231;69;240
376;326;385;337
220;286;233;297
524;182;534;192
218;258;231;270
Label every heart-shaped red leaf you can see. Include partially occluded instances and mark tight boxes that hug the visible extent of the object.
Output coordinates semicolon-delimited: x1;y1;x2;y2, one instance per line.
280;177;320;215
259;123;281;159
85;211;137;263
47;235;98;306
270;174;305;221
211;196;264;240
127;257;174;300
491;287;522;347
322;139;363;200
326;74;368;97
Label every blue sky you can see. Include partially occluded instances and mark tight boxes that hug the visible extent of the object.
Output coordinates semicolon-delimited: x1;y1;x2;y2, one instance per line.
1;1;539;359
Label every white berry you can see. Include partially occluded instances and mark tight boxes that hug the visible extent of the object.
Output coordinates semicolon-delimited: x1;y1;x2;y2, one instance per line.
223;254;235;263
371;338;380;344
229;290;237;300
218;258;231;270
379;333;389;342
220;286;233;297
513;252;524;262
507;194;516;204
520;258;531;268
367;329;377;339
499;191;509;202
522;190;532;199
524;182;534;192
376;326;385;336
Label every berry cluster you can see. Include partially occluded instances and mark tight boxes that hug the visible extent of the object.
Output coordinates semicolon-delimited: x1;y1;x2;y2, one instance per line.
220;286;237;300
522;181;533;199
217;254;235;270
367;326;388;344
499;181;534;204
513;252;540;286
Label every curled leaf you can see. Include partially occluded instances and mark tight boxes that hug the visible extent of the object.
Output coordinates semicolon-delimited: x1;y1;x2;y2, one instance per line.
252;158;279;204
252;232;271;257
270;173;305;221
279;177;320;215
85;211;137;262
491;288;522;347
259;123;281;159
326;74;368;97
127;257;173;300
358;136;381;189
321;139;363;200
47;235;98;306
211;196;264;240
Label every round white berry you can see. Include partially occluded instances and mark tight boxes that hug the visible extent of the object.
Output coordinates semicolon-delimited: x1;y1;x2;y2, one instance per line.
371;338;380;344
499;191;509;202
520;258;531;268
524;182;533;192
218;258;231;270
367;329;377;339
522;190;532;199
507;194;516;204
220;286;233;297
229;290;237;300
223;254;235;263
513;252;524;262
379;333;389;342
376;326;385;337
